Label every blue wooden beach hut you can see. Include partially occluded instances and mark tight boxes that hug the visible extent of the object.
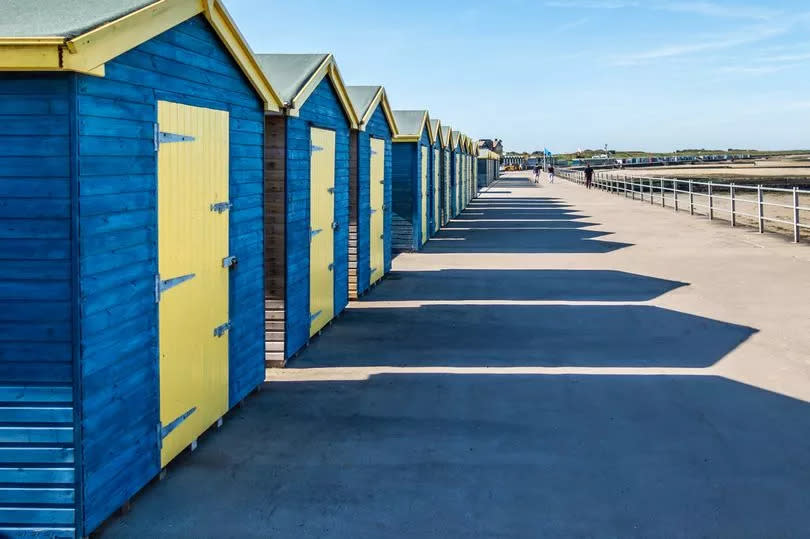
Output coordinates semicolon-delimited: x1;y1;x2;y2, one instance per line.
0;1;282;536
440;125;453;225
346;85;398;298
460;134;470;209
255;54;359;366
478;148;500;188
450;130;464;217
392;110;434;252
428;119;445;235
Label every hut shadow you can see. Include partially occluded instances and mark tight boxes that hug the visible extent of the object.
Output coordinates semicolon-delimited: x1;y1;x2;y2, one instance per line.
292;304;755;369
104;373;810;537
423;227;630;254
362;269;687;302
428;196;627;254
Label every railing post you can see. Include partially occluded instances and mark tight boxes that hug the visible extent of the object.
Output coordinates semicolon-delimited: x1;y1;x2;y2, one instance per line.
689;180;694;215
649;179;653;205
708;181;713;220
631;176;635;200
793;187;800;243
673;180;678;212
757;185;764;233
660;179;665;207
730;183;736;227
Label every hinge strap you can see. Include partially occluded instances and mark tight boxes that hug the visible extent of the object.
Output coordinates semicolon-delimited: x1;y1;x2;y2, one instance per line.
160;406;197;442
155;273;195;303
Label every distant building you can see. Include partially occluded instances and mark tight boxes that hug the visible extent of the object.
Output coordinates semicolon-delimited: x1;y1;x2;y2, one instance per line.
478;138;503;155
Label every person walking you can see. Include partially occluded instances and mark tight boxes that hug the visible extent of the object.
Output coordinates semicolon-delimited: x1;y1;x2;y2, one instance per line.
533;164;541;183
584;163;594;189
548;165;555;183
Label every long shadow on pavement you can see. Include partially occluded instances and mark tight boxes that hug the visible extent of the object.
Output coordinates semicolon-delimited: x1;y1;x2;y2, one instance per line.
103;373;810;538
291;304;755;369
363;269;687;302
428;194;628;254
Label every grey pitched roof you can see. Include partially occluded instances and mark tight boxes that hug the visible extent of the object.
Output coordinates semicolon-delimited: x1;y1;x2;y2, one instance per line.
255;54;330;104
0;0;158;38
346;86;380;120
441;126;452;143
392;110;427;137
429;119;441;139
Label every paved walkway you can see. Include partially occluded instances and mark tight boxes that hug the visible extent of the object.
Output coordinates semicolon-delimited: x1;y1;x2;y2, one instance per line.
104;173;810;538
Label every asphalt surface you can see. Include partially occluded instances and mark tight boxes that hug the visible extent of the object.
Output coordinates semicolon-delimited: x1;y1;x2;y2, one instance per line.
102;173;810;538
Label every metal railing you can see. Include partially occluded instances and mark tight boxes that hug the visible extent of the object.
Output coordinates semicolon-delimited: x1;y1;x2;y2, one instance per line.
558;169;810;244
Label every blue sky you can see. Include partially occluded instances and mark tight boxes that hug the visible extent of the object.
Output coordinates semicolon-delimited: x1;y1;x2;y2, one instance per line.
223;0;810;153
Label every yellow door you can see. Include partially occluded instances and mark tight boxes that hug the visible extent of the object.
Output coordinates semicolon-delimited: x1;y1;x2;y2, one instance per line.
369;137;385;285
455;153;460;213
309;127;336;337
157;101;230;467
444;151;450;223
421;146;428;244
433;148;440;233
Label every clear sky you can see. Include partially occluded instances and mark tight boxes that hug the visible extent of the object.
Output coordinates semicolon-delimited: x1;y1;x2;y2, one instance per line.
223;0;810;154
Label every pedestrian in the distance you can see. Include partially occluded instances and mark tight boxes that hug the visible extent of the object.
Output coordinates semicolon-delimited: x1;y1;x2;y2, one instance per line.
584;163;594;189
533;164;540;183
548;165;555;183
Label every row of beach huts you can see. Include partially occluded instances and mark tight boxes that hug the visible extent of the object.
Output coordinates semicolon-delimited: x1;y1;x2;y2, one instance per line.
0;0;501;536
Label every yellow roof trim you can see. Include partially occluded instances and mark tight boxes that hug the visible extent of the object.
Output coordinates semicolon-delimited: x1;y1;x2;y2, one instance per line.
288;55;358;128
356;87;399;136
434;120;445;148
392;110;433;145
0;0;282;111
377;88;400;137
202;0;282;111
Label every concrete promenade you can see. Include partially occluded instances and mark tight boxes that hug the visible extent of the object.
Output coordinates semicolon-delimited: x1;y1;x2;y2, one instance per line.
103;172;810;538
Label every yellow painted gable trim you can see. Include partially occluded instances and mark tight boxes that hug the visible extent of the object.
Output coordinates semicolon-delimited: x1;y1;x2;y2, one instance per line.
0;0;282;111
393;111;433;145
202;0;282;111
377;89;400;137
355;86;398;135
434;121;445;148
355;87;382;131
288;55;359;129
61;0;202;75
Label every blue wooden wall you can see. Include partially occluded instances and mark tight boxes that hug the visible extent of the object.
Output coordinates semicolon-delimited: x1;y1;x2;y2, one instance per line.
73;15;265;534
430;138;442;233
0;73;78;538
392;129;430;252
284;77;351;359
443;148;451;224
355;104;393;294
449;142;459;218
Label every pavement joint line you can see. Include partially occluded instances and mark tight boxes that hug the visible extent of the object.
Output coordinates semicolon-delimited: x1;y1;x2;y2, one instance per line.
265;366;720;382
347;300;655;308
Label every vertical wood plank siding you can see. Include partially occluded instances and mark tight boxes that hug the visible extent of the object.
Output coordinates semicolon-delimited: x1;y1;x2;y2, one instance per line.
264;115;287;366
450;142;460;217
349;131;359;298
0;73;77;537
284;78;351;359
74;16;265;534
392;130;429;252
354;105;393;294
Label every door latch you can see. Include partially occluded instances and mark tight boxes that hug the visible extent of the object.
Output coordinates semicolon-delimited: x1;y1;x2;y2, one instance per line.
222;256;238;268
213;321;232;337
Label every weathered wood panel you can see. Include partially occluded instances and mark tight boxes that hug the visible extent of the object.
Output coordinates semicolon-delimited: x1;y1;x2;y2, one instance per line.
75;15;265;534
0;73;76;538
